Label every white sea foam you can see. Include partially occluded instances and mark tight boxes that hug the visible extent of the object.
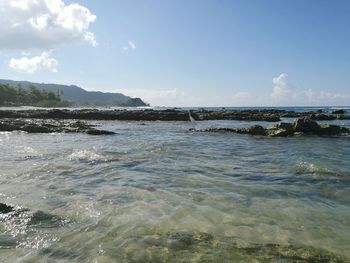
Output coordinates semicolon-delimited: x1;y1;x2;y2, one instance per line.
295;161;337;177
68;149;108;163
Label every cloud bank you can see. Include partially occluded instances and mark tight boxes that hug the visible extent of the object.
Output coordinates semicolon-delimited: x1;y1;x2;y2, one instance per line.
0;0;97;50
9;52;58;74
1;0;96;73
271;73;349;105
271;73;291;100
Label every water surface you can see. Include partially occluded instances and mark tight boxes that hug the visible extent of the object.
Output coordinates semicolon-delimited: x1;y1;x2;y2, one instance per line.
0;119;349;262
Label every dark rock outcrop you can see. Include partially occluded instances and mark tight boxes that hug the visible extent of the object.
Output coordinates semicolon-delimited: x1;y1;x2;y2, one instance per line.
86;129;116;135
332;109;346;114
0;119;115;135
192;117;350;137
0;203;14;214
0;109;286;122
0;108;349;122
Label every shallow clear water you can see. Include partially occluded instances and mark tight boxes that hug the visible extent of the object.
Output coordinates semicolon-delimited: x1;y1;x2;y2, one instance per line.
1;119;350;262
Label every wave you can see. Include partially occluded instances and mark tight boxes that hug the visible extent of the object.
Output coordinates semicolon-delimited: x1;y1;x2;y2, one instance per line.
68;149;108;163
294;161;346;178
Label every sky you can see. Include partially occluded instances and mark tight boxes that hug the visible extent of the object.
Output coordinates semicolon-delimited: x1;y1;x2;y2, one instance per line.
0;0;349;107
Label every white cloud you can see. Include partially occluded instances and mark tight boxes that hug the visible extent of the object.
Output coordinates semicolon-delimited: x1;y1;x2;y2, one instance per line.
114;88;254;107
271;73;291;100
270;73;349;105
0;0;97;50
233;91;251;99
122;40;137;51
117;88;185;105
128;41;136;49
9;52;58;73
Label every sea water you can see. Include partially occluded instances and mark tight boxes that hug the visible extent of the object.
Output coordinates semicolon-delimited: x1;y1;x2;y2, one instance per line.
0;109;349;262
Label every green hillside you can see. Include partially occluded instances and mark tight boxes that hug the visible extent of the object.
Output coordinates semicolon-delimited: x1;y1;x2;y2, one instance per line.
0;83;71;107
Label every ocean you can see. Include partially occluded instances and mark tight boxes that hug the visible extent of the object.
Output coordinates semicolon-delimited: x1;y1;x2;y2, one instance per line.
0;107;349;262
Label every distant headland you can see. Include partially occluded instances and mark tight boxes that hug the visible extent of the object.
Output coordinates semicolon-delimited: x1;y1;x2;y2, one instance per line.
0;79;148;107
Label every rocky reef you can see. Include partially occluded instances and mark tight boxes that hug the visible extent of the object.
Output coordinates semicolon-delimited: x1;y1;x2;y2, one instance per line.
1;203;348;262
102;230;348;263
192;117;350;137
0;203;65;227
0;203;69;249
0;118;115;135
0;108;348;122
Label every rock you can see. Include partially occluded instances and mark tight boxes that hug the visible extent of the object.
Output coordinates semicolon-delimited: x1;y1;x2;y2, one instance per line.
22;124;52;133
0;203;14;214
193;118;350;137
266;122;294;137
0;119;115;135
293;117;322;134
267;128;291;137
28;211;67;228
332;109;346;114
319;124;347;136
0;109;285;122
0;122;19;132
310;114;337;121
246;125;267;136
86;129;115;135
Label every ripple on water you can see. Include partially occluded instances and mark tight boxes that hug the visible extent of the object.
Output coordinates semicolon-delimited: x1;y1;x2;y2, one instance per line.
1;120;350;262
68;149;111;163
294;161;349;180
0;207;69;251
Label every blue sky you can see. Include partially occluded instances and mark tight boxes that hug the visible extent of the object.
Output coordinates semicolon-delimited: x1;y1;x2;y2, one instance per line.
0;0;349;106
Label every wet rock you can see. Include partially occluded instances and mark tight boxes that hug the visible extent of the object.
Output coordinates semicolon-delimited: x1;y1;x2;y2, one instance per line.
0;203;14;214
193;117;350;137
267;128;293;137
319;124;346;136
86;129;115;135
1;109;349;124
246;125;267;136
0;119;114;135
22;124;52;133
0;109;286;122
293;117;322;134
332;109;346;114
310;114;337;121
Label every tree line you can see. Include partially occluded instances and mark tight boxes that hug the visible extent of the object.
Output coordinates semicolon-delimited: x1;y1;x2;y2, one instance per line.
0;84;70;107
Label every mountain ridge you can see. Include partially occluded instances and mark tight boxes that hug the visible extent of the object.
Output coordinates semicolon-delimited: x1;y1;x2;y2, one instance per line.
0;79;148;107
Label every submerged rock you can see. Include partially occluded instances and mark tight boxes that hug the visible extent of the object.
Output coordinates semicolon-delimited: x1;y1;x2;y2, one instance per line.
114;230;348;263
28;211;68;228
0;203;68;228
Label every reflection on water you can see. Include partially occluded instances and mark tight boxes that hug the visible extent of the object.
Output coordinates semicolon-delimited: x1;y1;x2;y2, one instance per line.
0;120;350;262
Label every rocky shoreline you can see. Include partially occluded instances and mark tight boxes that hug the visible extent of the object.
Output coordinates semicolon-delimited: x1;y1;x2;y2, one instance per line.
191;117;350;137
0;118;115;135
0;109;349;136
0;108;348;122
